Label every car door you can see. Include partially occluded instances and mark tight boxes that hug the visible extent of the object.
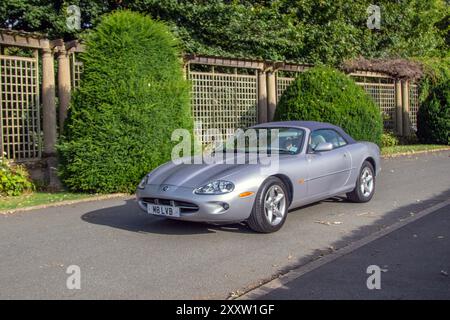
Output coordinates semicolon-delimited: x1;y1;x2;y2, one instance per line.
306;129;352;198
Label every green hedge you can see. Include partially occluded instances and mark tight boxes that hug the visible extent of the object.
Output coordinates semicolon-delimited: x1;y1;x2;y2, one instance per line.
417;79;450;145
274;67;383;145
58;11;193;193
416;57;450;145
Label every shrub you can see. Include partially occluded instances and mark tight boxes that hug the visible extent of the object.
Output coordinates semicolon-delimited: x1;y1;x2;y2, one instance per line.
414;57;450;104
0;156;34;196
58;11;193;193
274;67;383;145
381;132;399;148
417;79;450;145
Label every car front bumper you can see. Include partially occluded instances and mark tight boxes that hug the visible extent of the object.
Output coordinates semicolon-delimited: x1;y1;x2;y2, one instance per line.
136;184;256;223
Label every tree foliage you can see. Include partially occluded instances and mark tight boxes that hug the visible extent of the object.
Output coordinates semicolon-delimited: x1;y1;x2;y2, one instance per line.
57;11;192;193
274;67;383;145
1;0;448;64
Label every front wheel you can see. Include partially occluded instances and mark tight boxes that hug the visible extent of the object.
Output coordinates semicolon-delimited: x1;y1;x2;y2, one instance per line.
347;161;376;203
247;177;288;233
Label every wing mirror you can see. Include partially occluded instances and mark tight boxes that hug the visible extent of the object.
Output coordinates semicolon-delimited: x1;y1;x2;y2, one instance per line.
314;142;333;152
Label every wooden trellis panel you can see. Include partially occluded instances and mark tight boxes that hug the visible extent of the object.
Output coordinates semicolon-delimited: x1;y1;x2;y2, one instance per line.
0;55;41;160
71;53;83;89
409;84;419;130
276;76;295;102
355;81;397;130
188;71;258;144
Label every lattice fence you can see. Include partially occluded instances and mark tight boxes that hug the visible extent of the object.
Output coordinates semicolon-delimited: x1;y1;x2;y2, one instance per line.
0;55;41;160
409;84;419;130
276;76;295;102
188;70;258;144
354;81;396;130
71;53;83;89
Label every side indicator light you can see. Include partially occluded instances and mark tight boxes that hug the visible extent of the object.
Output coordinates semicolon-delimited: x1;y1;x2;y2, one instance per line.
239;191;255;198
298;179;305;184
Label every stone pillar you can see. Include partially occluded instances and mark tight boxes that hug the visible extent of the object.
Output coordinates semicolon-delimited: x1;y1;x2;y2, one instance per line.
401;80;411;137
57;48;72;134
267;71;277;122
257;70;268;124
42;48;57;155
395;80;403;136
41;48;61;190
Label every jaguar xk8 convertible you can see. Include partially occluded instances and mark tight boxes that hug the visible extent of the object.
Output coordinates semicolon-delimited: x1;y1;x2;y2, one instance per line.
136;121;380;233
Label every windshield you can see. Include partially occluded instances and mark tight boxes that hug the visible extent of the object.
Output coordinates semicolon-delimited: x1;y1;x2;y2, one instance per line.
216;127;305;154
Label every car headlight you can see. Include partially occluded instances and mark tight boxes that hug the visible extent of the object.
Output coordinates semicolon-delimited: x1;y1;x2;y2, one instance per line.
137;175;149;189
194;180;235;195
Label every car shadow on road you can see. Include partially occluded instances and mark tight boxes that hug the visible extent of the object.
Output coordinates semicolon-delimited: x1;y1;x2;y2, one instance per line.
81;199;253;235
81;194;356;235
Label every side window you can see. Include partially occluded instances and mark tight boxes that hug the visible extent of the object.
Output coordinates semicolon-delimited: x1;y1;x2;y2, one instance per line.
309;129;347;150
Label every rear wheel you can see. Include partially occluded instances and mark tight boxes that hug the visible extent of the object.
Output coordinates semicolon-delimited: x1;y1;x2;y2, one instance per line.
247;177;288;233
347;161;375;203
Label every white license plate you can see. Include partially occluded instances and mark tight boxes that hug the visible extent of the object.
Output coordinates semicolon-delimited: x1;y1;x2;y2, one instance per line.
147;204;180;217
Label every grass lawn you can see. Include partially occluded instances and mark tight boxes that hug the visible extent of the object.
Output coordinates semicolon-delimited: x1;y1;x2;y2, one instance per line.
381;144;449;156
0;192;99;212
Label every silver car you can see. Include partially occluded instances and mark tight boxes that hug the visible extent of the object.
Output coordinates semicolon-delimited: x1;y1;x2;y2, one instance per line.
136;121;380;233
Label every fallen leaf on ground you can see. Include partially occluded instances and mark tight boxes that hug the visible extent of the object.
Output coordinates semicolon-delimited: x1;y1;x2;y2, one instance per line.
314;220;342;226
441;270;448;277
357;211;376;216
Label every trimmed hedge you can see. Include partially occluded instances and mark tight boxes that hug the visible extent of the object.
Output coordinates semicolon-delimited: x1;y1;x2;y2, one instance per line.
416;57;450;145
274;67;383;145
417;79;450;145
58;11;193;193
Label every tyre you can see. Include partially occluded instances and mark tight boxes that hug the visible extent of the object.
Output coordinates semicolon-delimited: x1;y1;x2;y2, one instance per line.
347;161;376;203
247;177;289;233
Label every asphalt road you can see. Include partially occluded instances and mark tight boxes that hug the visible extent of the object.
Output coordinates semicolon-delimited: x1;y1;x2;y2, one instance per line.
0;151;449;299
258;203;450;299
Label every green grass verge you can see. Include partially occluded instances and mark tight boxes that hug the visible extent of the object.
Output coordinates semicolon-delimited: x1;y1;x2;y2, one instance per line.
0;192;98;211
382;144;449;156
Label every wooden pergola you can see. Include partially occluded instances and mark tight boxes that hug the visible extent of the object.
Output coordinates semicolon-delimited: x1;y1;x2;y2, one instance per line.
0;29;84;188
184;54;313;124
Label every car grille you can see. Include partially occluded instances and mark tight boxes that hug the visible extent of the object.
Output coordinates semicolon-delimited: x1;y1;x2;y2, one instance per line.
141;197;199;213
